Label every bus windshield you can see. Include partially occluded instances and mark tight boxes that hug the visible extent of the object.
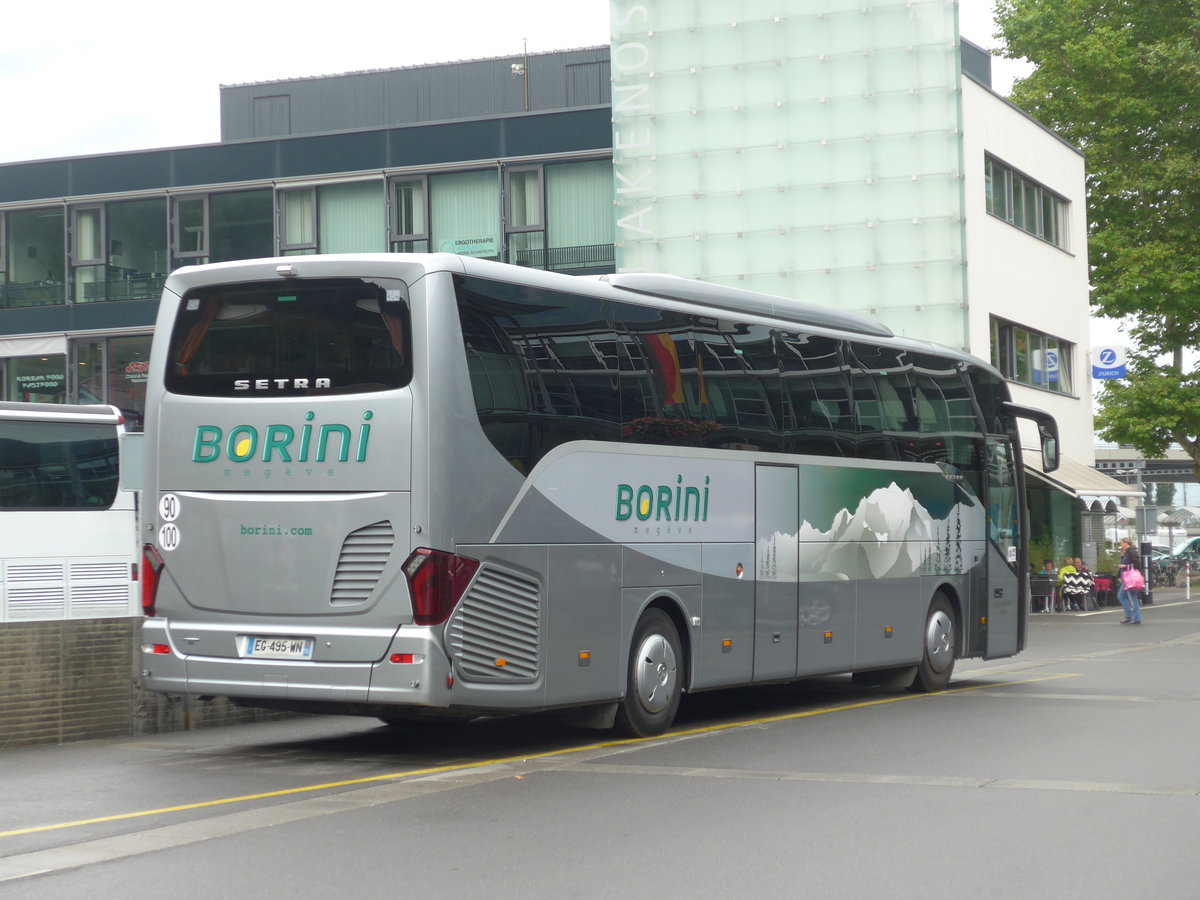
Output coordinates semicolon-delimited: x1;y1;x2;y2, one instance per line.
164;278;411;397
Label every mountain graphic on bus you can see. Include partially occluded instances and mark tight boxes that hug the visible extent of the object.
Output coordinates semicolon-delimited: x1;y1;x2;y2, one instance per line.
792;483;979;581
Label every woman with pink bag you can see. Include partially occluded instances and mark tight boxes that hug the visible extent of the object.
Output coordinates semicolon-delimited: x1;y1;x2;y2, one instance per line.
1117;538;1144;624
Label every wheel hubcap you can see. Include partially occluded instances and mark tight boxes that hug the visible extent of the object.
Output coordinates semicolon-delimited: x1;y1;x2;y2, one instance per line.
633;633;678;714
925;609;954;673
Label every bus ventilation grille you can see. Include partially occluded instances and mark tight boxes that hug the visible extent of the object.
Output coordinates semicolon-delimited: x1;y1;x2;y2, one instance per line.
447;566;540;682
330;521;395;605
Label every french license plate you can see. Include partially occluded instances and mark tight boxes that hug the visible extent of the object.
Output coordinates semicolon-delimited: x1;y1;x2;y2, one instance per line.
241;635;314;660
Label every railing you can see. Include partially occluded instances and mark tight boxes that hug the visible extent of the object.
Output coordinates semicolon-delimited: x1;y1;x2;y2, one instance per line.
2;275;166;307
513;243;615;271
79;274;166;303
2;281;65;308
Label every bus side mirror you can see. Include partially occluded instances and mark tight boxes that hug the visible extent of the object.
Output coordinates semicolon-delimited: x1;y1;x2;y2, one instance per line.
1002;401;1060;473
1040;426;1059;472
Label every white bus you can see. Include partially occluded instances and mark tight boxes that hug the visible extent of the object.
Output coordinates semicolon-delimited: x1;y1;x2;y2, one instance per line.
139;254;1058;736
0;401;138;622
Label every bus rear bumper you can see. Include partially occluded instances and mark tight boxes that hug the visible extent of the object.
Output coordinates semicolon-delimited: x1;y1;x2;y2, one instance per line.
139;620;452;709
366;629;453;707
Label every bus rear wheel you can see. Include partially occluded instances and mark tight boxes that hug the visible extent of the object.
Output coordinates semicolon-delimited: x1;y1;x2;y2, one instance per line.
615;608;682;737
908;593;956;692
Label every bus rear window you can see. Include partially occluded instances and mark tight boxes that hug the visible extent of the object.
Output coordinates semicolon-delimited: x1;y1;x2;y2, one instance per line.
0;423;119;510
165;278;411;397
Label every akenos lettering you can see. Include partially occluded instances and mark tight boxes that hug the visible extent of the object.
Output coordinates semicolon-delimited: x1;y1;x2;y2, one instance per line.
616;475;710;522
192;411;373;463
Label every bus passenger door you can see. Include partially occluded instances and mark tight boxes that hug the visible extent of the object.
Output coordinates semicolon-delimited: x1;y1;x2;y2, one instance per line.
754;464;799;681
985;439;1021;658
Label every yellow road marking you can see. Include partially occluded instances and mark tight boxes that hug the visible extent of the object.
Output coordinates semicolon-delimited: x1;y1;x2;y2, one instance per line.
0;672;1076;839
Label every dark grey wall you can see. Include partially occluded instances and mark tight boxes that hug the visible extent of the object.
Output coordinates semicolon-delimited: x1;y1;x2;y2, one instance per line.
220;47;611;140
0;107;613;205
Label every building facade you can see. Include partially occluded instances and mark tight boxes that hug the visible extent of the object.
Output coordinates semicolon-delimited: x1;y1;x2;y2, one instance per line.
0;3;1134;738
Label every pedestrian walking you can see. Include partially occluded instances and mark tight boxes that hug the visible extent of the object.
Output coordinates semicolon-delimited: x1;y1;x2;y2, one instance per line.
1117;538;1143;624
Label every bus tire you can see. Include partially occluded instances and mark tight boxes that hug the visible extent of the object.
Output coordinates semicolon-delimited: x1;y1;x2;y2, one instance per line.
615;608;682;737
908;593;956;693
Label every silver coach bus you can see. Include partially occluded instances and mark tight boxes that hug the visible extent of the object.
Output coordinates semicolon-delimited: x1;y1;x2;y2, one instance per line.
139;254;1058;736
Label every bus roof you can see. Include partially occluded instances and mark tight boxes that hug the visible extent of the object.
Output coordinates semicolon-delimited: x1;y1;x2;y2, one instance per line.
0;401;124;425
160;253;991;373
598;272;893;338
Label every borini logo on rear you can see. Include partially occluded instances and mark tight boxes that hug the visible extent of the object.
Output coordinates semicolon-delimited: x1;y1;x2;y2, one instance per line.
192;411;373;463
234;378;332;391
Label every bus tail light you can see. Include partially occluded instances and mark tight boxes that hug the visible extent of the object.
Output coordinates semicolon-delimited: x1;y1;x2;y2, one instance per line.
402;548;479;626
142;544;165;617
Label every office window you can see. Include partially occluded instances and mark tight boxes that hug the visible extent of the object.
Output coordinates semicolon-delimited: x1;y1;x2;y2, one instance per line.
991;317;1073;395
72;206;105;302
3;207;65;308
107;198;168;300
174;190;272;269
317;181;386;253
210;190;273;262
72;198;167;302
984;155;1069;250
173;195;208;266
280;188;317;254
430;170;500;261
498;160;615;272
73;207;104;264
546;159;615;272
505;167;544;267
390;177;429;252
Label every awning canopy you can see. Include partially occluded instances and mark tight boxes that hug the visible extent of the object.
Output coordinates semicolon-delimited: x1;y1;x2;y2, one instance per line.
1024;453;1146;504
0;334;66;357
1160;506;1200;527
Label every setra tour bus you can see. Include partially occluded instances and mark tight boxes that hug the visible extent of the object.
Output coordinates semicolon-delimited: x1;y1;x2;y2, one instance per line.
139;254;1059;736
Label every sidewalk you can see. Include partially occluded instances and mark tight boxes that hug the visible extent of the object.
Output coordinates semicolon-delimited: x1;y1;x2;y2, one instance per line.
1143;583;1196;604
1032;581;1197;615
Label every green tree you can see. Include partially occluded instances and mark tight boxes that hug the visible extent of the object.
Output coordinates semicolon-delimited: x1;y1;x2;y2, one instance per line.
995;0;1200;476
1154;482;1177;507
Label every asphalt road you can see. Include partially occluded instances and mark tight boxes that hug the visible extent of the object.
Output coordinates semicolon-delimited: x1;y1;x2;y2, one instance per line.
2;591;1198;899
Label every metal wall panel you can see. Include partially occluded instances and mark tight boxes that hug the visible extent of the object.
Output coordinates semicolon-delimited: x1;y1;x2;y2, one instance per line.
0;108;612;204
221;47;612;141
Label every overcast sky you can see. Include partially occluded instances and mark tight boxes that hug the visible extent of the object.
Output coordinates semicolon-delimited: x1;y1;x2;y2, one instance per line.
1;0;1020;165
5;1;1124;356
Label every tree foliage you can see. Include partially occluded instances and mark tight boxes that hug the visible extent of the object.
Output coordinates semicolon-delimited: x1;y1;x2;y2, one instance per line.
995;0;1200;475
1154;482;1177;507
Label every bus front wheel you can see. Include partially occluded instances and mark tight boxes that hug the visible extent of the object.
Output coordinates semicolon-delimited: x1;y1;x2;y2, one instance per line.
615;608;682;737
908;593;956;693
